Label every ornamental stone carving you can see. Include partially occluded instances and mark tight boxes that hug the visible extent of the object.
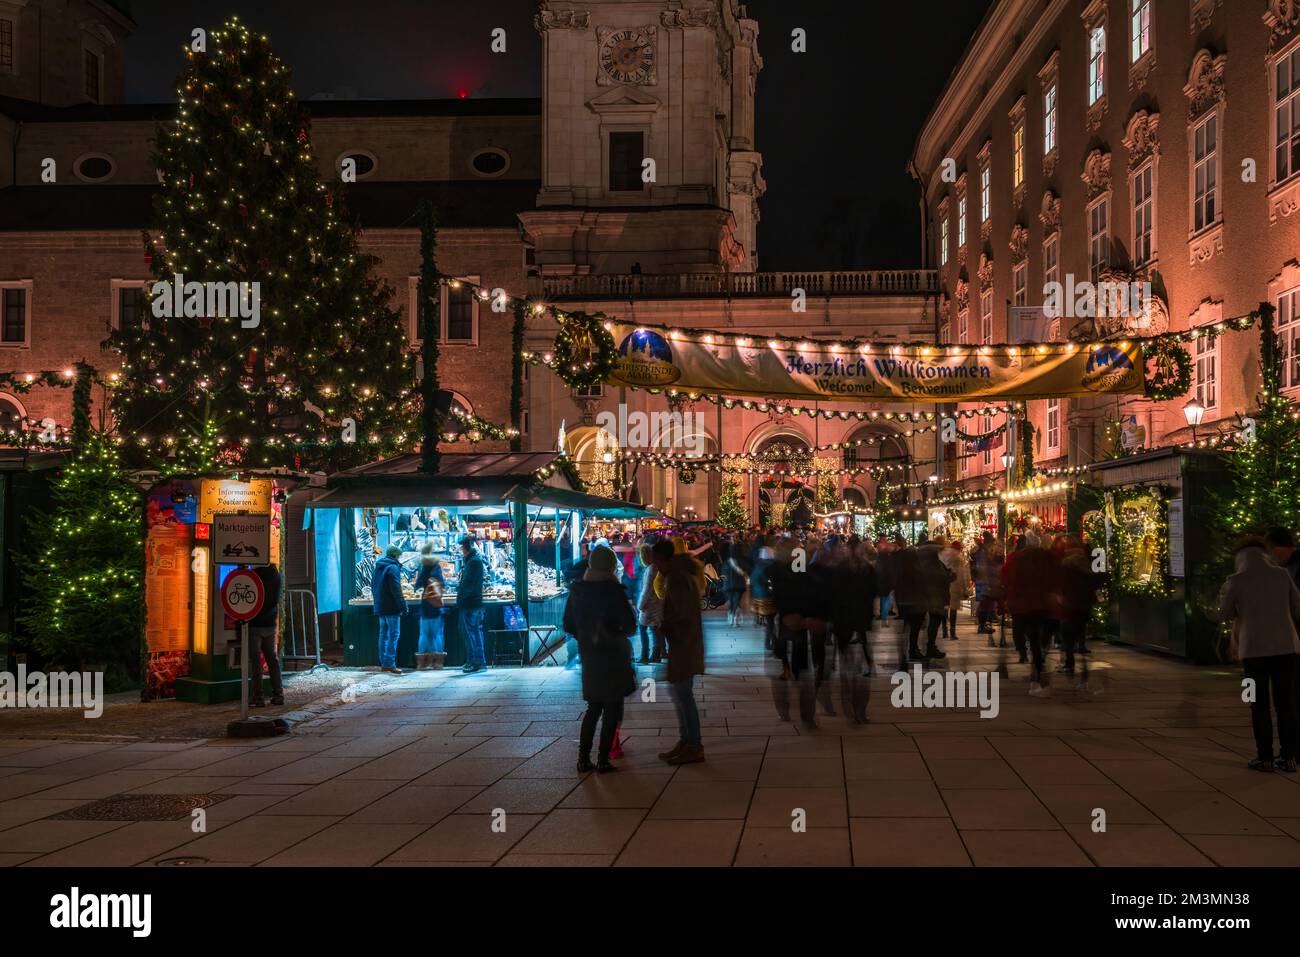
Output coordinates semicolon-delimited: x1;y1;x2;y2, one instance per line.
1081;149;1112;201
1009;224;1029;264
1129;50;1156;92
662;8;718;28
1265;1;1300;50
977;253;994;287
1122;111;1160;169
1189;222;1225;267
1039;190;1061;235
535;5;591;30
1270;176;1300;224
955;278;970;312
1183;49;1227;121
955;171;968;198
1191;0;1222;33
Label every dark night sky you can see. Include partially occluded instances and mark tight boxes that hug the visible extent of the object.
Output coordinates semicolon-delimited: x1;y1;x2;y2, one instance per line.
124;1;993;270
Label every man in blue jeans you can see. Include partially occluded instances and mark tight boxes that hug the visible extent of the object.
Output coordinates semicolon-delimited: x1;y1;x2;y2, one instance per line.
458;537;488;673
371;544;406;674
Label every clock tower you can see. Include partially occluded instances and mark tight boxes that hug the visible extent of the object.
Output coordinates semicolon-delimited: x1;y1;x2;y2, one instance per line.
522;0;765;275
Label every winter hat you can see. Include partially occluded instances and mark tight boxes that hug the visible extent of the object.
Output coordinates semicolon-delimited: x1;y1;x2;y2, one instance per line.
386;544;402;559
584;544;618;582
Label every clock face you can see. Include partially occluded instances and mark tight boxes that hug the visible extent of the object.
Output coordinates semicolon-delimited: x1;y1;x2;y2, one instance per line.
601;30;655;84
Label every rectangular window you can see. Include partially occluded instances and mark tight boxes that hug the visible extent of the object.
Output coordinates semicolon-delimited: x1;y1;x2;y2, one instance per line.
1131;0;1151;63
521;409;530;434
958;197;967;247
940;217;949;266
0;17;14;72
1046;399;1061;452
1044;83;1057;154
446;284;475;341
980;163;991;223
1195;334;1217;411
1044;235;1059;292
982;415;993;466
1012;122;1025;189
1088;198;1109;282
84;49;101;103
574;384;604;398
2;286;27;344
980;289;993;344
118;285;145;330
958;308;969;344
1279;287;1300;391
1013;262;1027;307
1088;27;1106;106
1131;163;1155;266
1276;46;1300;184
1193;114;1218;232
609;131;645;192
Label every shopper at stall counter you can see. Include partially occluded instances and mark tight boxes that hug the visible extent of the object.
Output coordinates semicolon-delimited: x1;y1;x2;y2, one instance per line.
652;538;706;765
248;562;284;706
563;545;637;773
458;536;488;674
372;544;406;675
413;543;446;670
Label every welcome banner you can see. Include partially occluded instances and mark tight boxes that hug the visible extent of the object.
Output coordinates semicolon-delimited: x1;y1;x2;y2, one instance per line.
604;322;1146;403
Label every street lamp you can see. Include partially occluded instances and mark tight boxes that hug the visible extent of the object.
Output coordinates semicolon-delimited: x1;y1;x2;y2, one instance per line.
1183;397;1205;445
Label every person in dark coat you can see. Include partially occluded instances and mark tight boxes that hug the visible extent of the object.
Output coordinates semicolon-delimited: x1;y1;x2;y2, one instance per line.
371;544;406;674
653;539;706;765
413;544;446;670
1057;536;1104;677
457;537;487;673
832;538;877;722
248;562;284;706
563;546;637;773
895;542;953;663
1001;532;1059;694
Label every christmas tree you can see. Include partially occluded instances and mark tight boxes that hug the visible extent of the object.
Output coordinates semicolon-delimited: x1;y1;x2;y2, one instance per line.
716;477;747;530
106;16;418;472
1221;304;1299;536
20;430;144;687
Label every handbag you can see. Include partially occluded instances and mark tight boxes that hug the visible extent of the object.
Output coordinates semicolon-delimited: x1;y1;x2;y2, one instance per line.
422;577;444;609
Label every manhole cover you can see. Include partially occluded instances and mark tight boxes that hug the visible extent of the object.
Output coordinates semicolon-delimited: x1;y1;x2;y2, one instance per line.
52;793;231;822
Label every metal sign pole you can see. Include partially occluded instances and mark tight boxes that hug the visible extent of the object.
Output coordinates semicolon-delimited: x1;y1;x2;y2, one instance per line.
239;620;249;720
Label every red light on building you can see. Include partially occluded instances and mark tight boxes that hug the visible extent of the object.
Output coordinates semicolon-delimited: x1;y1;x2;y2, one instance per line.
195;523;211;541
457;88;469;99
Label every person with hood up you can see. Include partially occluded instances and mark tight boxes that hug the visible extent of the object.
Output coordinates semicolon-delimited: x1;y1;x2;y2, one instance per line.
563;545;637;773
652;538;707;765
371;544;407;674
1217;537;1300;772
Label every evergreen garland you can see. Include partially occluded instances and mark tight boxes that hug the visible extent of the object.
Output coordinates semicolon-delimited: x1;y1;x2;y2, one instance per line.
552;311;617;389
511;300;527;452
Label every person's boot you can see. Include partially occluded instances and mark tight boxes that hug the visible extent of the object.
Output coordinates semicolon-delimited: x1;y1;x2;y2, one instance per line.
414;654;428;671
926;645;946;660
987;635;995;648
577;752;595;773
609;730;624;759
596;755;618;773
270;692;285;706
431;652;446;670
658;740;686;761
667;743;704;765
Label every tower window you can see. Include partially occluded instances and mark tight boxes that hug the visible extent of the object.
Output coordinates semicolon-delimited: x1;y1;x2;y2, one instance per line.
84;49;101;103
0;18;14;73
609;131;645;192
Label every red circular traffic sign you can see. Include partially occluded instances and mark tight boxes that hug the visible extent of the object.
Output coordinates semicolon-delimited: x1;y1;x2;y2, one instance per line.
221;569;265;622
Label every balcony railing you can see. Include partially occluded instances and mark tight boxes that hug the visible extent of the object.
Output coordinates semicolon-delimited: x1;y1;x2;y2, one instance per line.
539;269;939;300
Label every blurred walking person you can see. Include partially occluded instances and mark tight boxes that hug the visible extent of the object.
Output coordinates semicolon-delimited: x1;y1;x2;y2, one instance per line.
1001;532;1058;695
939;539;971;641
652;539;707;765
832;537;877;723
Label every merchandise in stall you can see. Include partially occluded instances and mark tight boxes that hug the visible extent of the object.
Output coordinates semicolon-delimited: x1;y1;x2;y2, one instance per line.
928;497;1000;549
307;452;654;668
1001;478;1074;538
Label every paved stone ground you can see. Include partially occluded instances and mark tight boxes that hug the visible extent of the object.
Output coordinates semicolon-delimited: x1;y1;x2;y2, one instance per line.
2;611;1300;867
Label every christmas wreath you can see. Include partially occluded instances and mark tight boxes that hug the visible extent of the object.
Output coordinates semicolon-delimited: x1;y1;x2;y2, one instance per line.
678;467;698;485
552;311;617;390
1143;340;1194;401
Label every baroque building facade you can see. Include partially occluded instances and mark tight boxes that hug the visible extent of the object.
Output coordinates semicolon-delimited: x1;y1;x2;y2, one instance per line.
916;0;1300;486
0;0;945;523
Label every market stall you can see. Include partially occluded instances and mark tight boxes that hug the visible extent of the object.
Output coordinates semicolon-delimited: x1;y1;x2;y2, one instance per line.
306;452;654;668
1083;447;1230;662
927;494;1000;549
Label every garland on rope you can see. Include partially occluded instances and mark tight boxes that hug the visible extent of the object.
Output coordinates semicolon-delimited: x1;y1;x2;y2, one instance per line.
445;407;519;443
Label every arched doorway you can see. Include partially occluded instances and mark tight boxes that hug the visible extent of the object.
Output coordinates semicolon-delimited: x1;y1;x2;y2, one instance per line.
752;435;814;529
841;424;912;506
564;424;621;499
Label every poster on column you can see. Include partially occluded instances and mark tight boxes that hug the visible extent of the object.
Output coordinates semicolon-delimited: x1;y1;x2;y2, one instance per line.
604;321;1147;402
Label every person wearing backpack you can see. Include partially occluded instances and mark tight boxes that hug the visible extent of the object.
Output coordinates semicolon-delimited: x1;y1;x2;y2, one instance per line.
413;543;446;670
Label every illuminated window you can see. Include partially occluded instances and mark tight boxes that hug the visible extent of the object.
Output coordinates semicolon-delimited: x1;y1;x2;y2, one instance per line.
1195;335;1217;411
958;308;969;344
1013;262;1027;307
1131;0;1151;63
1012;121;1025;189
980;161;991;223
1278;286;1300;391
1193;113;1218;232
1088;27;1106;106
406;275;479;344
1044;83;1057;154
1276;43;1300;183
1088;197;1109;283
980;289;993;344
982;415;993;466
1043;235;1059;291
940;216;949;266
958;196;967;247
1046;399;1060;451
1131;163;1155;266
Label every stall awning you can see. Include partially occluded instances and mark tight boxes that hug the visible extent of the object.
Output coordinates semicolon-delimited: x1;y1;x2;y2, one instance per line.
505;485;659;519
307;451;578;508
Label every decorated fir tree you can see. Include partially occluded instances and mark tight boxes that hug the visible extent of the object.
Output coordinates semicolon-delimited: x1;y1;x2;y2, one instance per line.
716;477;747;530
20;430;144;685
106;16;418;471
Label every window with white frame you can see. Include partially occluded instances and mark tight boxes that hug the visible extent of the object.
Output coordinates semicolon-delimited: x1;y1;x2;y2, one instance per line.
0;16;14;74
1088;197;1109;282
1013;262;1027;307
960;443;969;474
1044;83;1057;154
940;216;949;266
1043;235;1059;292
958;308;969;344
980;289;993;344
1046;399;1061;452
1088;27;1106;106
407;276;479;344
1012;121;1025;190
1195;334;1217;411
1278;286;1300;391
982;415;993;466
1;281;31;346
1192;113;1218;232
940;322;951;345
1274;43;1300;184
1131;162;1155;266
111;279;151;330
958;196;967;247
1130;0;1151;63
980;161;991;223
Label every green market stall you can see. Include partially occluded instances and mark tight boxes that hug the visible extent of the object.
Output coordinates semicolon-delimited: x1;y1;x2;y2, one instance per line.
307;452;653;668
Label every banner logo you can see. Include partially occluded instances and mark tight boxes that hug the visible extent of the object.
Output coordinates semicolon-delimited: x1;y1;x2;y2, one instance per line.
1082;346;1136;392
616;329;680;386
